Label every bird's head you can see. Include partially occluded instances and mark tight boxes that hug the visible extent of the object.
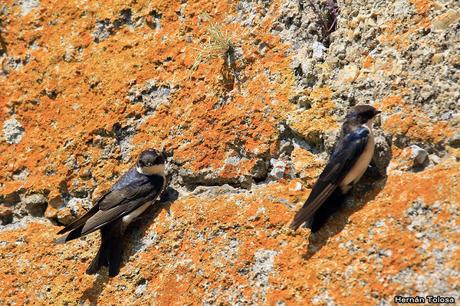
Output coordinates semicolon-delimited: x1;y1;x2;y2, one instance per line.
136;148;166;176
346;104;381;126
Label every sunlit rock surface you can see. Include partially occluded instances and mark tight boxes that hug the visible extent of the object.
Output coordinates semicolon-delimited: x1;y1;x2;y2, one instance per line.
1;0;458;304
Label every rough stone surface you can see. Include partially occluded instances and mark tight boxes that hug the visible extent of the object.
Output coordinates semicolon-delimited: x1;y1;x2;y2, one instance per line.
410;144;429;166
0;206;13;225
18;0;40;16
0;0;459;304
23;193;47;216
2;117;24;144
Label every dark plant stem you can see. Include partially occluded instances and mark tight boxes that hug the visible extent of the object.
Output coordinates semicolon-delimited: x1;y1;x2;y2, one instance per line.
306;0;339;47
0;34;6;55
0;20;7;55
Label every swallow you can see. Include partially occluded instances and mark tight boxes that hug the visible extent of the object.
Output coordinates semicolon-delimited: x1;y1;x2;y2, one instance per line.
290;105;381;232
56;148;167;276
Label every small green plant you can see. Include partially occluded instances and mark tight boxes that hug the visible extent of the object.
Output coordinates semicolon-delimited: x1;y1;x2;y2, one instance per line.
190;22;240;89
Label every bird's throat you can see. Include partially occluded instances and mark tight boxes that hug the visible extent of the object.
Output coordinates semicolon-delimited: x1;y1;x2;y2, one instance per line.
136;164;165;176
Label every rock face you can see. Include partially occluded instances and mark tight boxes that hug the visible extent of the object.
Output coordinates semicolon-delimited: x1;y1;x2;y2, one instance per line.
0;0;459;304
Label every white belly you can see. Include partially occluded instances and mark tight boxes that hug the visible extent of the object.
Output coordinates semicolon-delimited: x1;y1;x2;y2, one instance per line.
122;176;165;226
122;202;152;225
339;129;374;192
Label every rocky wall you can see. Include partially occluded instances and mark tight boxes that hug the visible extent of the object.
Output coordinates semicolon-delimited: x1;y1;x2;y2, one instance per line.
0;0;459;304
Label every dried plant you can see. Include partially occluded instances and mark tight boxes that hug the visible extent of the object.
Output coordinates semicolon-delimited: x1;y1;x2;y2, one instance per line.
306;0;339;46
190;23;240;88
0;20;7;55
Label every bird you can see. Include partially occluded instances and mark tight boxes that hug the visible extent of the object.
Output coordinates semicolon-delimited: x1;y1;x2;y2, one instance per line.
56;148;167;276
290;105;381;232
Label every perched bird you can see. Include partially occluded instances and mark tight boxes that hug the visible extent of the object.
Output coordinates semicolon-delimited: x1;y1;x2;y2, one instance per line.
56;149;167;276
290;105;381;232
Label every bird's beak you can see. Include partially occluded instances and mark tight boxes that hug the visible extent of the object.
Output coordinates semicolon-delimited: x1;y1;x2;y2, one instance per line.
375;110;382;115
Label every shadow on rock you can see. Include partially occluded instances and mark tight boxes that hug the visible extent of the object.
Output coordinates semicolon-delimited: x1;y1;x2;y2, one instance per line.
78;186;179;303
123;186;178;260
80;273;109;304
302;171;388;261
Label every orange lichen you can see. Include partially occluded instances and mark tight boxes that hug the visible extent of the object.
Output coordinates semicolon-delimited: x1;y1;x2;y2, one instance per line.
1;0;458;304
362;55;374;70
3;160;458;303
409;0;432;15
1;0;296;195
286;87;338;145
377;96;453;143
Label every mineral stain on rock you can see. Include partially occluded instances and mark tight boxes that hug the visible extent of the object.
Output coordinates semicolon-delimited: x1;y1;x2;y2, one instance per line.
0;0;459;304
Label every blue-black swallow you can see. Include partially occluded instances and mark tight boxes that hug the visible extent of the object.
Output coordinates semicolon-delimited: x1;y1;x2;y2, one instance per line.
290;105;381;232
56;148;167;276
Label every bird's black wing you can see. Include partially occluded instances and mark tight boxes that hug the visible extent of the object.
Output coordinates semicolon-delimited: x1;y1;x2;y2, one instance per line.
56;170;141;235
80;176;164;235
290;127;369;230
56;176;164;243
56;191;110;235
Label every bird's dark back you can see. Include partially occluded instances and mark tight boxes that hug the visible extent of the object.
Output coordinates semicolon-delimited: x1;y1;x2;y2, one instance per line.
112;167;164;191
